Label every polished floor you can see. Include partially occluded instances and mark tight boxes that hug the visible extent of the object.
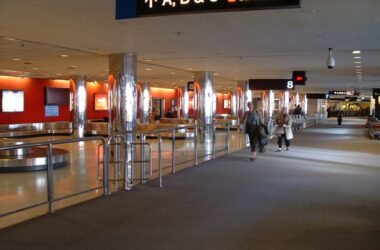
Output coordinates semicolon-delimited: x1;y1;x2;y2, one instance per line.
0;128;244;228
1;118;380;250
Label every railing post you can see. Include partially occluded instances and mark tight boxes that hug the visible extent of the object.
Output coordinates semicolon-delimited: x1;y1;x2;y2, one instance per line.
171;129;176;174
46;144;54;213
140;133;146;184
158;134;163;188
103;141;110;195
194;123;198;166
125;143;131;190
226;123;230;155
212;124;216;160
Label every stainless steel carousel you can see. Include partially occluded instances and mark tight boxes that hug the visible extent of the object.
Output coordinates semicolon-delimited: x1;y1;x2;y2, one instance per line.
0;139;70;173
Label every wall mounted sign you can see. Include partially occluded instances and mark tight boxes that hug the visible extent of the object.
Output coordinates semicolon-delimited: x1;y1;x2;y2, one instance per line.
116;0;301;19
94;93;108;111
249;79;295;90
1;90;24;112
45;105;59;117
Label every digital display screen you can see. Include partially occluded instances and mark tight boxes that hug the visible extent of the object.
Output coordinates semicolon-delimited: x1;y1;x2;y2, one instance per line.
116;0;301;19
2;90;24;112
94;94;108;111
45;87;70;105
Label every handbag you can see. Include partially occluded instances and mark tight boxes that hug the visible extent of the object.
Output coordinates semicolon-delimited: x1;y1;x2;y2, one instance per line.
275;126;284;135
285;126;294;140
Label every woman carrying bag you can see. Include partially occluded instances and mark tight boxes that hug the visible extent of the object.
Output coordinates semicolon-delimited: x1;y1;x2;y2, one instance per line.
241;102;264;161
275;107;293;152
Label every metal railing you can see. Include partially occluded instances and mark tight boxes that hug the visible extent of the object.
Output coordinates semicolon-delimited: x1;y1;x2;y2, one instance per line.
0;123;234;227
0;136;109;218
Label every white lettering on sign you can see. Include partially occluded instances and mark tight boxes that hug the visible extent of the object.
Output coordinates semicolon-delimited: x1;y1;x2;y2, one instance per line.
145;0;158;8
162;0;175;7
287;81;294;89
152;0;220;8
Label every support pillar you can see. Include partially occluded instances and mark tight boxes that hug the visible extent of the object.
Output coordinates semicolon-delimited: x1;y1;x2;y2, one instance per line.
73;76;87;138
109;53;137;141
141;82;150;124
194;72;215;125
182;86;189;118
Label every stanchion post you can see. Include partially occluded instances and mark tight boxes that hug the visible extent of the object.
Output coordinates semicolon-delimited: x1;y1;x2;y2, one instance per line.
47;144;54;213
171;129;176;174
158;134;163;188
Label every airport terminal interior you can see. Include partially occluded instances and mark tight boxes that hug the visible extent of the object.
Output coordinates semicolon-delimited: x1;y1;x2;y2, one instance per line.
1;0;380;249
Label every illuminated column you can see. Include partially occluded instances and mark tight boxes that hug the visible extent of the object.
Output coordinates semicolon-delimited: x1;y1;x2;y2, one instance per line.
141;82;150;124
73;75;87;138
238;80;251;113
182;86;189;118
304;94;308;114
284;90;290;114
231;90;238;117
269;90;275;118
109;53;137;141
296;92;300;106
194;71;215;126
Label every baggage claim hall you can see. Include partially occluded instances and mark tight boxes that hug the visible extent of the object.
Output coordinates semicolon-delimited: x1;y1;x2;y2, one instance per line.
1;1;380;249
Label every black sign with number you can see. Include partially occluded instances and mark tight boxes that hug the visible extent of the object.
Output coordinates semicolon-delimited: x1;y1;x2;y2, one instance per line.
116;0;301;19
249;79;294;90
187;81;195;91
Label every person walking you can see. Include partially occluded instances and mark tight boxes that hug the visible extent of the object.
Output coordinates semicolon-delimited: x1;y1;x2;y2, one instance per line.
337;108;343;125
241;102;263;161
275;107;293;152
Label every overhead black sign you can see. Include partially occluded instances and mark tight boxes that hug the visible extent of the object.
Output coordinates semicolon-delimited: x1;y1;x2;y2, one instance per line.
249;79;295;90
307;93;326;99
373;88;380;98
187;81;195;91
116;0;301;19
328;90;360;96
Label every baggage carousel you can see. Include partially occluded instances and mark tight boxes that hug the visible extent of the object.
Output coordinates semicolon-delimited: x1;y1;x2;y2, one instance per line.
0;139;70;173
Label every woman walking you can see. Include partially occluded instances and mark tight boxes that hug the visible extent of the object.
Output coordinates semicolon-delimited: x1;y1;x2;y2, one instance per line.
275;107;293;152
242;102;263;161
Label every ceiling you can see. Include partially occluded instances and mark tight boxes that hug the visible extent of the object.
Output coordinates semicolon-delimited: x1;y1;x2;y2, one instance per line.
0;0;380;94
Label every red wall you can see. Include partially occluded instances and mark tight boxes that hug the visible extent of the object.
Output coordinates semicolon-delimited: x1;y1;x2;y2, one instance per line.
86;82;109;120
0;76;110;125
0;76;70;124
150;87;179;116
216;93;231;114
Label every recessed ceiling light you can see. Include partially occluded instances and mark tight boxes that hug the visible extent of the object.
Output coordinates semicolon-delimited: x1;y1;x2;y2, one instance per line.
172;82;176;85
187;68;193;71
214;73;219;76
170;72;176;75
60;54;69;58
56;73;62;76
355;65;362;68
144;59;152;62
70;71;75;74
32;67;39;70
146;68;152;71
354;56;362;59
354;61;362;64
12;58;21;61
352;50;361;54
